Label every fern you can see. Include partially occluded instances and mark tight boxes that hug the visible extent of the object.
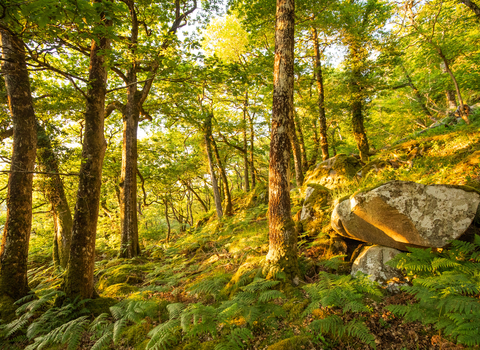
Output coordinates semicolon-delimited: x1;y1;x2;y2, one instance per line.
387;235;480;347
214;327;253;350
310;315;376;349
303;271;382;316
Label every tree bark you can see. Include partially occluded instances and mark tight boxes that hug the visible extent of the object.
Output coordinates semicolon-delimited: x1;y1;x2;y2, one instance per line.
64;8;110;299
247;111;256;188
309;118;320;167
290;116;304;187
211;137;233;216
243;94;250;192
312;27;329;161
36;123;73;269
263;0;299;284
446;90;457;110
204;113;223;219
349;43;370;162
0;29;37;300
164;200;171;242
294;112;308;171
118;67;140;258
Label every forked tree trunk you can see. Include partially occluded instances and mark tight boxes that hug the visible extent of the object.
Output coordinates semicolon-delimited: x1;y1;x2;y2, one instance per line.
36;123;73;268
312;27;329;161
263;0;299;284
212;137;233;216
204;113;223;219
0;29;37;300
64;10;110;299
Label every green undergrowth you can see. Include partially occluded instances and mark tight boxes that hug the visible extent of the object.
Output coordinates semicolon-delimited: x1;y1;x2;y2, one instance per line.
2;125;480;349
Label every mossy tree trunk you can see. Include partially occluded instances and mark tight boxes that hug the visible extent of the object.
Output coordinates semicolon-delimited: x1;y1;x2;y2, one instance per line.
263;0;300;285
0;29;37;300
37;123;73;269
204;113;223;220
349;42;370;162
290;116;304;187
64;7;110;299
212;136;233;216
243;95;250;192
312;27;329;162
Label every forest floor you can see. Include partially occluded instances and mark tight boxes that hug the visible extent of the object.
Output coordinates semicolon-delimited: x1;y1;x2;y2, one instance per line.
2;116;480;350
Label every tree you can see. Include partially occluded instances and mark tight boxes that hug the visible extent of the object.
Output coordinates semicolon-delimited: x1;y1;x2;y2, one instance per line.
263;0;300;284
36;122;73;269
63;0;112;299
0;28;37;301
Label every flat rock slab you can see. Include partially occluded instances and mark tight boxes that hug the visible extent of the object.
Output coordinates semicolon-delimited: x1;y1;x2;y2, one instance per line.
332;181;480;249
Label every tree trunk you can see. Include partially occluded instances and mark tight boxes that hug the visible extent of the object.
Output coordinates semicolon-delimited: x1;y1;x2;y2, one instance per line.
164;200;171;242
247;112;256;188
182;181;208;212
0;29;37;300
312;27;329;161
36;123;73;269
309;118;320;167
294;112;308;171
263;0;299;284
243;96;250;192
64;10;110;299
446;90;457;110
352;99;370;161
211;137;233;216
401;64;435;120
204;113;223;219
118;67;140;259
290;117;304;187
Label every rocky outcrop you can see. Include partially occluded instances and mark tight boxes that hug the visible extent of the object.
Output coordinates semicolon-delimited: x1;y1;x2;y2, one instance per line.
351;245;404;292
332;181;480;250
304;154;363;190
300;184;330;222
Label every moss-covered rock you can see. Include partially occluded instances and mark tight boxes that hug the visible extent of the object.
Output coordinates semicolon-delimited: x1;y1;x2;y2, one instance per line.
298;184;331;235
85;297;118;316
304;154;363;190
97;264;146;291
121;321;153;347
267;336;311;350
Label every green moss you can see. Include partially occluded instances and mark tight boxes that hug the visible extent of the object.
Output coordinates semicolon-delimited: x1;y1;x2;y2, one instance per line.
122;321;153;347
282;298;309;320
85;297;117;316
0;295;17;323
304;154;363;189
97;264;146;291
102;283;139;297
183;340;217;350
267;336;311;350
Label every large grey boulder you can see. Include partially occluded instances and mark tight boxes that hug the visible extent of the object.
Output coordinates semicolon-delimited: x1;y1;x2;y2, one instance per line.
332;181;480;250
351;245;404;292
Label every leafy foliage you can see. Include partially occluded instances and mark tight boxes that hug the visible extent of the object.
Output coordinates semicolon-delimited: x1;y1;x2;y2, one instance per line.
387;236;480;347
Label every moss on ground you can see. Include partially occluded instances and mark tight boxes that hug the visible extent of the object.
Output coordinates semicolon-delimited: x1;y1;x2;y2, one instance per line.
267;335;311;350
